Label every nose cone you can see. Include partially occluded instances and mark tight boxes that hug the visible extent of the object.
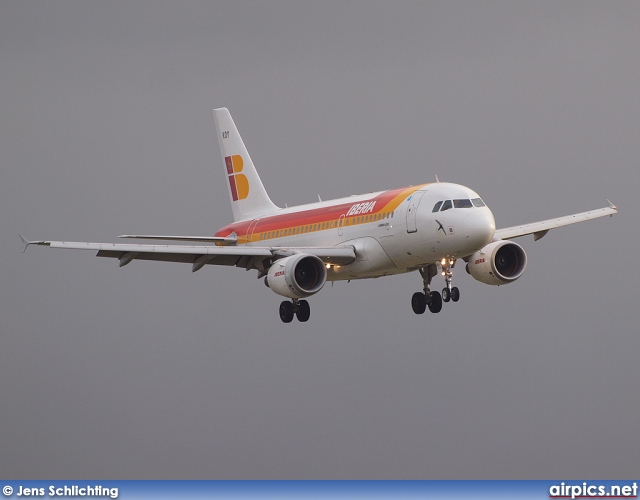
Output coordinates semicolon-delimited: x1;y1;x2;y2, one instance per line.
463;211;495;248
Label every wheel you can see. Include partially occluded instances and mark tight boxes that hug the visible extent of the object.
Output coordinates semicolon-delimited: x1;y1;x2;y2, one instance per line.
279;301;294;323
428;291;442;313
451;287;460;302
411;292;427;314
296;300;311;322
442;287;451;302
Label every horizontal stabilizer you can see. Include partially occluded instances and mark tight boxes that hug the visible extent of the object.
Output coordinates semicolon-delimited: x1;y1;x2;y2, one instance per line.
119;234;238;244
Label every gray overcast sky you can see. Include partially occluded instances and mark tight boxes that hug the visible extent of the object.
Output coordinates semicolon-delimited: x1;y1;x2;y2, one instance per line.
1;1;639;479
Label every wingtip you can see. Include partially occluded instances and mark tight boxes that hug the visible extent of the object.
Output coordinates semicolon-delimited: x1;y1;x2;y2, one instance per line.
19;235;33;253
19;235;49;252
606;199;618;211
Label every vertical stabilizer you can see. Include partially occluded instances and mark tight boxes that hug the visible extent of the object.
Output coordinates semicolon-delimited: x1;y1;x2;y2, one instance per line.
214;108;280;221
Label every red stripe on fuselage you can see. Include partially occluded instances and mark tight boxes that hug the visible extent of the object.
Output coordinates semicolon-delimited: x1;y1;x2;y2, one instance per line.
214;184;426;243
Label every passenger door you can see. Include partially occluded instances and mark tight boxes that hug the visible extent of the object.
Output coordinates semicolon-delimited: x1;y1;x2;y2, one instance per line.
405;191;424;233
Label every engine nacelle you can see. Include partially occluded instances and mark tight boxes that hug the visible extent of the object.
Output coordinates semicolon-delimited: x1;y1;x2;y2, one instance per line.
466;240;527;286
266;254;327;299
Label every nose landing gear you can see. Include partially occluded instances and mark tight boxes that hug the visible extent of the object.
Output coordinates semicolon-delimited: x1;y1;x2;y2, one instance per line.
440;257;460;303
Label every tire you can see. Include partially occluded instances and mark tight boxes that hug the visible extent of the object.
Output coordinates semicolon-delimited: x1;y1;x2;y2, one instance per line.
296;300;311;322
451;287;460;302
279;301;294;323
442;287;451;302
428;291;443;313
411;292;427;314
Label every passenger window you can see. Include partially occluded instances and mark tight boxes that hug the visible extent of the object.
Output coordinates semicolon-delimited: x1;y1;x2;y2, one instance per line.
440;200;452;211
432;201;443;212
472;198;485;207
453;199;473;208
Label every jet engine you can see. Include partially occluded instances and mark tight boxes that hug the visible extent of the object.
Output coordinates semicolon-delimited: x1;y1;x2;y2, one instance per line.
466;240;527;286
266;254;327;298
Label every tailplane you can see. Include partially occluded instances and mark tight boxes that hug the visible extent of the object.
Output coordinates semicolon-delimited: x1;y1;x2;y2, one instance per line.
213;108;279;221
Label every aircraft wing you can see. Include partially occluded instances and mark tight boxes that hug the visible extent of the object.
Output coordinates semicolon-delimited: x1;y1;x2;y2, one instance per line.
19;237;356;272
494;202;618;241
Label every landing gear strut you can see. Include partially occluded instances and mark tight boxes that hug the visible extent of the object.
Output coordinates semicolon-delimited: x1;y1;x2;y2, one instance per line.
440;257;460;303
279;299;310;323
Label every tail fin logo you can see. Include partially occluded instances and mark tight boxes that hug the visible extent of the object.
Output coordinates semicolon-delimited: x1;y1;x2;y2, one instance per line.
225;155;249;201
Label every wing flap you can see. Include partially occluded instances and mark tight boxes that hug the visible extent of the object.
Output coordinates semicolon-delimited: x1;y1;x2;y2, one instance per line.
494;204;617;241
44;241;272;269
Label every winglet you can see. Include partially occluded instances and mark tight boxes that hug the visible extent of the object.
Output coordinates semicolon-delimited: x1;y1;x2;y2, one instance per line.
606;199;618;211
19;235;49;253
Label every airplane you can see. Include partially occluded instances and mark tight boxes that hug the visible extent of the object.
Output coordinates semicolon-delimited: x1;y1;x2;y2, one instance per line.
21;108;618;323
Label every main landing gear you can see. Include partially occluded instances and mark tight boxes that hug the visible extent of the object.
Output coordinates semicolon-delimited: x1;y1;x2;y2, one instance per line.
279;298;311;323
411;258;459;315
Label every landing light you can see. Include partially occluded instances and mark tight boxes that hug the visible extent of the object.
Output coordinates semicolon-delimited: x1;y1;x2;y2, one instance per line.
326;264;331;269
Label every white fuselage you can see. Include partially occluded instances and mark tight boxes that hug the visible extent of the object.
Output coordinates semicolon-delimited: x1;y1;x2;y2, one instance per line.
216;182;496;280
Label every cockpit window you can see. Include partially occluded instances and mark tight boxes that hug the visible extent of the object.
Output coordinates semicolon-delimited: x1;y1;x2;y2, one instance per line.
471;198;486;207
432;201;443;212
453;199;473;209
440;200;453;211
